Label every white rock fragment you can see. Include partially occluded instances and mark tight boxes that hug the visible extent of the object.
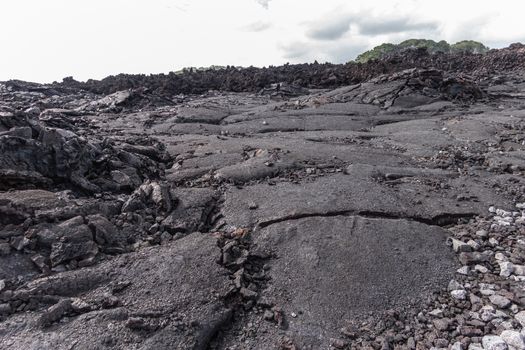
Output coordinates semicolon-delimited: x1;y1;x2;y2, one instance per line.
495;218;512;226
448;237;472;252
489;295;511;309
476;230;489;238
476;229;489;238
500;330;525;349
482;335;508;350
451;289;467;300
495;253;507;261
451;341;463;350
499;261;514;277
448;279;464;291
467;239;481;250
474;265;489;273
481;306;497;322
496;209;512;217
481;288;496;296
429;309;443;317
457;266;470;275
515;311;525;327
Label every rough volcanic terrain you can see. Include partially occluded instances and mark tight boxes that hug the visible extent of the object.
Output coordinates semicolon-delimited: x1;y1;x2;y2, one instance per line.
1;46;525;350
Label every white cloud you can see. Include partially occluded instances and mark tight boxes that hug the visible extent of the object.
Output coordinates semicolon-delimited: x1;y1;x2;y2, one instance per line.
256;0;272;9
241;21;272;32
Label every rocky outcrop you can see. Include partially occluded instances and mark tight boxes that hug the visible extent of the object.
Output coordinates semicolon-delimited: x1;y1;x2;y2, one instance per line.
44;44;525;101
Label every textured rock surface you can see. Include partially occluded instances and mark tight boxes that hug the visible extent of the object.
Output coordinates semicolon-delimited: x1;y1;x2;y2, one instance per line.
1;45;525;349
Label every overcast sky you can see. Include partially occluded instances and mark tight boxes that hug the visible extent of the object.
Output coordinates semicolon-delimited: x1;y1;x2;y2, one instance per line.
0;0;524;83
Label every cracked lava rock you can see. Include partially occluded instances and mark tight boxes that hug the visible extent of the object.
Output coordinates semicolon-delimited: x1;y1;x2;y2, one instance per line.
1;46;525;349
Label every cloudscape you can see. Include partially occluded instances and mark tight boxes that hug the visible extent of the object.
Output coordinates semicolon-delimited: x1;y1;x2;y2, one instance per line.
0;0;523;82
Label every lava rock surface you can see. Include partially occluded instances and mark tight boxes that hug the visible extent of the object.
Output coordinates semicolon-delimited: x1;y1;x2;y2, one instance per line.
1;46;525;349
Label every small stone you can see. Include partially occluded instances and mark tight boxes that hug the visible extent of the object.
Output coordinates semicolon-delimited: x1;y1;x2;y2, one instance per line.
306;167;316;175
474;265;489;273
459;252;488;265
31;254;50;273
467;240;481;251
126;317;146;330
489;237;499;246
340;325;357;339
429;309;443;317
448;279;464;291
480;306;496;321
0;280;5;292
9;236;30;251
515;311;525;327
470;293;482;305
500;330;525;349
499;262;514;277
513;265;525;276
239;287;257;300
290;312;297;318
457;266;470;275
448;238;472;252
451;341;463;350
248;202;258;210
476;230;488;238
433;318;450;331
499;320;514;330
496;209;512;217
481;288;495;296
263;310;274;321
110;170;134;188
482;335;508;350
468;343;483;350
495;253;507;261
434;338;448;347
451;290;467;300
330;338;348;349
490;295;511;309
461;325;483;336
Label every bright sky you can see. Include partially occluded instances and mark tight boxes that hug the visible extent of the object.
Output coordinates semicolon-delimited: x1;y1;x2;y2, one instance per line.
0;0;524;83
